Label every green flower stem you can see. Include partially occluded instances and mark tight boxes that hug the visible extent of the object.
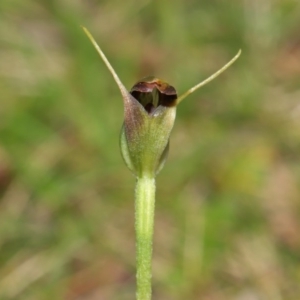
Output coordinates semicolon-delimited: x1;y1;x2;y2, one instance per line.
135;175;156;300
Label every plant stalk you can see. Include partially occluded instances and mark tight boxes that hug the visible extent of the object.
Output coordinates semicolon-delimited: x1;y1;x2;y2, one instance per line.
135;175;156;300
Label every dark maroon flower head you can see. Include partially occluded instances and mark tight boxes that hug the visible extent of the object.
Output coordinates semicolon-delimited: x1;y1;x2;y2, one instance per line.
130;76;177;114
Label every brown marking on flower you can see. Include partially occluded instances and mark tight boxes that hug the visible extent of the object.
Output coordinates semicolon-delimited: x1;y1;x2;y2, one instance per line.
130;77;177;113
123;92;146;142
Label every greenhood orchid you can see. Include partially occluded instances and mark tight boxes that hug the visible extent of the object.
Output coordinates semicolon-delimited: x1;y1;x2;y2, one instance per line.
82;26;241;178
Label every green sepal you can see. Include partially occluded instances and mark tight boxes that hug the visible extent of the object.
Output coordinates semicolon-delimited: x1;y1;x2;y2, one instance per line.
120;104;176;177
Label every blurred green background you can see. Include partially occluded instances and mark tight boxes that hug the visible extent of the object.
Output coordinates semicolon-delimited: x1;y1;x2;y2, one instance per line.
1;0;300;299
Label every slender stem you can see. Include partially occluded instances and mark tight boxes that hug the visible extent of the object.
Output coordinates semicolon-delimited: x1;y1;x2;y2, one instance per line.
135;176;156;300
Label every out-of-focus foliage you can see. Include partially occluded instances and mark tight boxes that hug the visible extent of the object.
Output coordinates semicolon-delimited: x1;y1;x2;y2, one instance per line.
1;0;300;299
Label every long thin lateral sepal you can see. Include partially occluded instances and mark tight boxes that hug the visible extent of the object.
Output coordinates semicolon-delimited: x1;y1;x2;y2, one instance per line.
81;26;129;100
176;49;242;104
